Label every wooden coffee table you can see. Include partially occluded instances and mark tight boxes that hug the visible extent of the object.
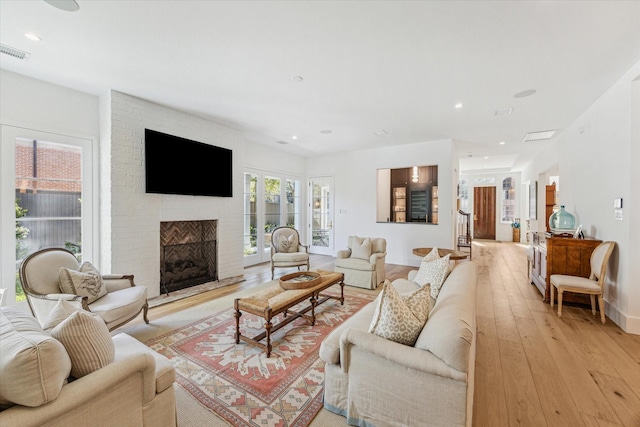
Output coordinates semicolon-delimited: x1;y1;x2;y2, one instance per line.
234;270;344;357
412;247;469;260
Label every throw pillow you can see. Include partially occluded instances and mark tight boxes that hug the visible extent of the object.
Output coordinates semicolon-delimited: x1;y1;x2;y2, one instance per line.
42;298;104;332
413;247;440;285
414;254;452;299
351;236;372;260
58;261;107;304
278;234;296;253
368;280;430;346
50;310;114;379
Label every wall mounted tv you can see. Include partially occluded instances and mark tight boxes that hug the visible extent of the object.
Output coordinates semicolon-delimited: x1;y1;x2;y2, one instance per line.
144;129;232;197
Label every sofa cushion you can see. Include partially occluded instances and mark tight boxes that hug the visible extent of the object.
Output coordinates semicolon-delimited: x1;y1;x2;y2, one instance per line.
50;310;115;378
59;261;107;304
413;254;452;299
0;306;71;408
368;280;430;346
415;261;477;372
351;236;372;260
319;303;377;365
88;285;148;324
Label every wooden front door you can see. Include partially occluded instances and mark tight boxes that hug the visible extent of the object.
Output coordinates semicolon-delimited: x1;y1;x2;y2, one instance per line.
473;186;496;240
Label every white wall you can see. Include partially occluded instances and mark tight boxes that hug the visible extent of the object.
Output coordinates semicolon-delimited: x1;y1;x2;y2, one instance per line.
306;139;456;267
522;60;640;334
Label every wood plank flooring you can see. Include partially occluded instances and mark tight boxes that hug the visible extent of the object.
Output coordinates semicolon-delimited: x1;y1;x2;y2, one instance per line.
126;240;640;426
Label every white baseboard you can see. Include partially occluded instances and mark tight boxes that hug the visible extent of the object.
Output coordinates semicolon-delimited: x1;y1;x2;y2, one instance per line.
606;302;640;335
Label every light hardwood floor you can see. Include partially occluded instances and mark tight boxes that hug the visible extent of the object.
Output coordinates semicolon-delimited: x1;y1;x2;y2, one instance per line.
130;240;640;426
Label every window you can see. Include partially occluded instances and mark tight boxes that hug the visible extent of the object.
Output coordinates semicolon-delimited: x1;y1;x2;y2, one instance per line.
2;126;95;305
242;172;258;256
501;177;516;223
458;179;469;212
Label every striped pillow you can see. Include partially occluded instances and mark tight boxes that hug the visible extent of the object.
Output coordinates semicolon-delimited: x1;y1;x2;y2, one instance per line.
50;310;114;378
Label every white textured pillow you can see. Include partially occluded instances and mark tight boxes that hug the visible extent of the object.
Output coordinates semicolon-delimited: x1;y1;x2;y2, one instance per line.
351;236;372;260
50;310;115;378
414;254;452;299
59;261;107;304
413;247;440;285
368;280;430;346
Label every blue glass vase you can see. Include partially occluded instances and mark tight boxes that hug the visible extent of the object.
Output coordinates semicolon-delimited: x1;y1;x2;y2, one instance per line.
549;205;576;231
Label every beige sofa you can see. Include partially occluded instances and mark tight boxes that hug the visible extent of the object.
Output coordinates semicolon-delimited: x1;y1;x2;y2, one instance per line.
320;261;477;427
334;236;387;289
0;306;176;427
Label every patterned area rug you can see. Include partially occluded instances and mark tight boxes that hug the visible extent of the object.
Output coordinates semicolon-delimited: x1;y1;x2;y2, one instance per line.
146;291;373;427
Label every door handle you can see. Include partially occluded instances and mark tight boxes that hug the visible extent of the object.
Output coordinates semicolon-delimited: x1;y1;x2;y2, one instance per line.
474;215;478;221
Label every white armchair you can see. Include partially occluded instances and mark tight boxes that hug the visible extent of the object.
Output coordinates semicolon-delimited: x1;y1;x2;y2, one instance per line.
334;236;387;289
270;227;310;279
19;247;149;331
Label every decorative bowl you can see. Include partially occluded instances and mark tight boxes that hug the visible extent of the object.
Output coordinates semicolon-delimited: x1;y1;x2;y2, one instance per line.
279;271;321;290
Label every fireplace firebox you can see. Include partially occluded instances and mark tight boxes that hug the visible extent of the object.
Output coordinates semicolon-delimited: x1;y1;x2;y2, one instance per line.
160;220;217;294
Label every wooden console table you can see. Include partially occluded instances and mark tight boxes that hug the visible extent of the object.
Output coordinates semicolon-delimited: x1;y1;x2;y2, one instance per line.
412;247;469;261
234;270;344;357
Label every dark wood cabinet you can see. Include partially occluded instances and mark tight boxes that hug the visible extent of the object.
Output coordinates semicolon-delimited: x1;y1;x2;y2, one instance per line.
534;234;602;304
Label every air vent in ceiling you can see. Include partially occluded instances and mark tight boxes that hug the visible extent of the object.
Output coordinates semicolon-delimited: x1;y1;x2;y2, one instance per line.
523;130;557;143
0;44;30;61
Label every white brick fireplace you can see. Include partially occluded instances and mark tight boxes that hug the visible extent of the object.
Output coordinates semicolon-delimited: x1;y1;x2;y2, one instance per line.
99;90;244;298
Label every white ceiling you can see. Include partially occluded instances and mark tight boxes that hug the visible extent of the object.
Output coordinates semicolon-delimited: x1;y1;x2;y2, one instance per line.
1;1;639;172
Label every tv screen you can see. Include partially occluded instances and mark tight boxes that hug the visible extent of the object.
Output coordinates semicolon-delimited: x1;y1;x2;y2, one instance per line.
144;129;232;197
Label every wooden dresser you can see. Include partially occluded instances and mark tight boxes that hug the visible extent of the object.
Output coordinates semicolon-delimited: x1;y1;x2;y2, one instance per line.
529;232;602;305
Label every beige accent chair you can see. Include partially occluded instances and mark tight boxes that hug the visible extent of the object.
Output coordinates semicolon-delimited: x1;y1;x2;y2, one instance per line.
19;247;149;331
334;236;386;289
550;240;615;324
270;227;310;279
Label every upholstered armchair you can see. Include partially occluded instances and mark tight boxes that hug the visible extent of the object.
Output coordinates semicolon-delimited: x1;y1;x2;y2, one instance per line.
270;227;310;279
19;247;149;331
334;236;387;289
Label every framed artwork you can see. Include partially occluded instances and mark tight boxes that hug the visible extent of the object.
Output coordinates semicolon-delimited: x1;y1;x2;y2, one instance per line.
529;181;537;220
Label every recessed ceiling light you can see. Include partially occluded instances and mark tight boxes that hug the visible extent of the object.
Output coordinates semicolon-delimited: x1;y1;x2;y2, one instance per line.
43;0;79;12
514;89;537;98
24;33;42;42
276;140;288;145
484;156;489;159
499;141;505;145
373;129;387;136
320;129;332;134
291;135;298;140
455;103;463;109
291;75;303;83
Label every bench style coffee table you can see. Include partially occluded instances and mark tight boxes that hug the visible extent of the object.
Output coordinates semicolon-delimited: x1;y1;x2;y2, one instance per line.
234;270;344;358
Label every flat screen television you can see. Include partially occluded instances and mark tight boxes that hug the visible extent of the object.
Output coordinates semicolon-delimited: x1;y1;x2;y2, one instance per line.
144;129;232;197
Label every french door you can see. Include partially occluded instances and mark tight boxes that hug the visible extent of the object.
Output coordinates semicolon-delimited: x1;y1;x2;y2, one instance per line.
308;176;334;255
243;170;302;267
1;125;96;305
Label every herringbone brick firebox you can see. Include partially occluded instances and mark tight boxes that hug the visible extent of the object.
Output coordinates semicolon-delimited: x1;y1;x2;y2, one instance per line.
159;220;217;294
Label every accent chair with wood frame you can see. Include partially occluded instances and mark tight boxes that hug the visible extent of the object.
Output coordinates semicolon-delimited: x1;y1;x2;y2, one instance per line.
19;247;149;331
270;226;310;279
550;240;615;324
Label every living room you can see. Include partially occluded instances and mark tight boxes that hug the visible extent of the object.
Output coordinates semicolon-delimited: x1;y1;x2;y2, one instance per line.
1;1;639;426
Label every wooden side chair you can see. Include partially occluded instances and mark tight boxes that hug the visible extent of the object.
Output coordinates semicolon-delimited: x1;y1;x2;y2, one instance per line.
550;241;615;323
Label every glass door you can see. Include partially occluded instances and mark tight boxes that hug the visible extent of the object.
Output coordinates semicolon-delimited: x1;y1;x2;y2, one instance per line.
309;176;334;255
1;126;95;306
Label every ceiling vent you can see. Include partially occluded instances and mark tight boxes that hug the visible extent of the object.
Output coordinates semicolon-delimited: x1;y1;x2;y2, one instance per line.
523;130;556;143
0;44;31;61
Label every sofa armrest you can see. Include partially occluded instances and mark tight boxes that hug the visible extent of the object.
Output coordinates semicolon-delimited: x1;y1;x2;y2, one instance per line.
336;249;351;259
297;243;309;253
103;274;135;292
0;353;156;427
407;270;418;281
339;328;466;382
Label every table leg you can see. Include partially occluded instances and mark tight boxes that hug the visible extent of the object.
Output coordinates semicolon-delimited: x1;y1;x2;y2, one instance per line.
339;280;344;305
310;295;317;326
233;299;242;344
